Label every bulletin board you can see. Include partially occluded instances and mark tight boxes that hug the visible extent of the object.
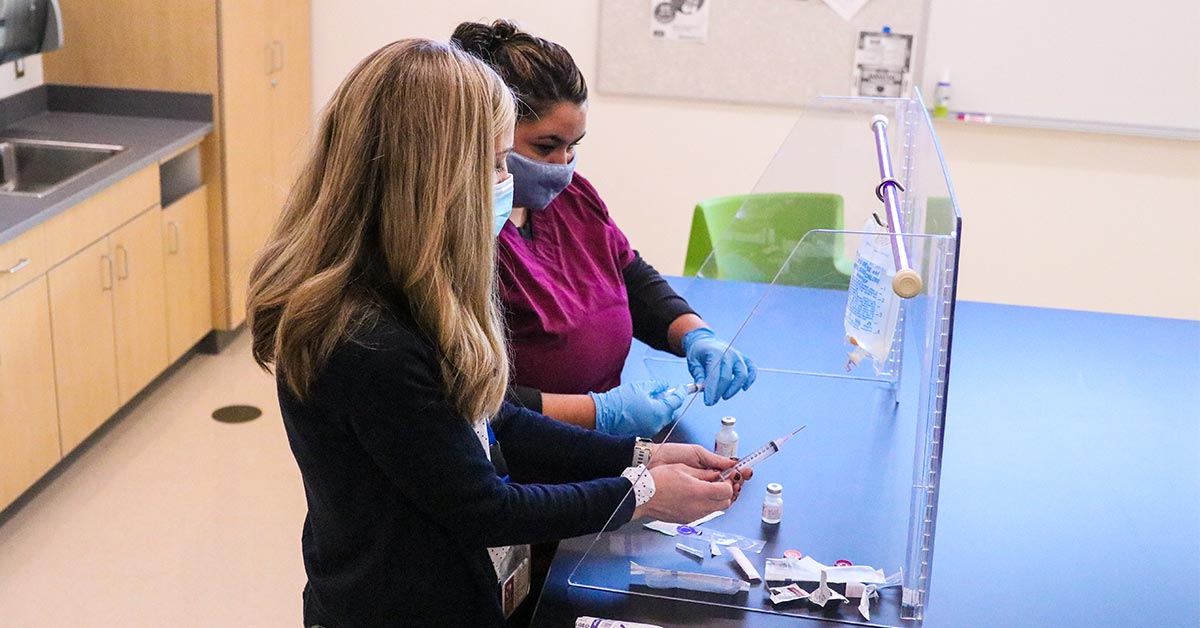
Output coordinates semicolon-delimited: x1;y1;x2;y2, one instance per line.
596;0;929;108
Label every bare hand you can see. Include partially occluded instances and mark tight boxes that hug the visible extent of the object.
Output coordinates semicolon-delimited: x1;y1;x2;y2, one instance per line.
648;443;753;502
633;464;733;523
649;442;737;471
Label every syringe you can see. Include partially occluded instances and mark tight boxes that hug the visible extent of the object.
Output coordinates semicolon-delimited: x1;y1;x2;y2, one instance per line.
717;425;806;481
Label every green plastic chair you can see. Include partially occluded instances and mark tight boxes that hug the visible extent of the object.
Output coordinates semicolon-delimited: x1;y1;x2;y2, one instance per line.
683;192;852;288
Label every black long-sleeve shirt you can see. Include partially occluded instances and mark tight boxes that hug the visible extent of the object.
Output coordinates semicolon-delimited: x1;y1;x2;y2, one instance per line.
277;310;636;627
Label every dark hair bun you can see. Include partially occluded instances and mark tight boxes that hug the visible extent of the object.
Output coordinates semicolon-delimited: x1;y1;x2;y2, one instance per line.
489;19;521;45
451;19;524;58
451;19;587;120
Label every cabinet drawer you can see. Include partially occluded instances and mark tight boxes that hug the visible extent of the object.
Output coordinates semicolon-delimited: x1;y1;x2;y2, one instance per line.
43;165;160;267
0;223;47;300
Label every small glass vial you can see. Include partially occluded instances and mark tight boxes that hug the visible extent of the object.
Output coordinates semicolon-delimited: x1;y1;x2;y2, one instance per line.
714;416;738;457
761;483;783;524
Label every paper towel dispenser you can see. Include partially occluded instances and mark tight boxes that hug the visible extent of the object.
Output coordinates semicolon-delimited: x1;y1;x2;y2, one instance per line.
0;0;63;64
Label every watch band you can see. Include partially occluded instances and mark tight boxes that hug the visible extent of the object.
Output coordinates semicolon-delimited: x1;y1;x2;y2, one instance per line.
621;464;656;507
632;437;653;467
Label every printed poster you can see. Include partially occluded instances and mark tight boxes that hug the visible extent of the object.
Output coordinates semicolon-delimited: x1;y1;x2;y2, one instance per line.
852;30;913;97
650;0;710;43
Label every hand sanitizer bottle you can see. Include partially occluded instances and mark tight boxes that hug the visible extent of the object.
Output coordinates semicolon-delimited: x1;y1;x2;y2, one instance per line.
933;68;951;119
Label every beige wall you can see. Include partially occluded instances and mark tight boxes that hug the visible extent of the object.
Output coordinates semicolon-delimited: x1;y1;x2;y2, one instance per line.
311;1;1200;320
934;123;1199;320
0;55;44;99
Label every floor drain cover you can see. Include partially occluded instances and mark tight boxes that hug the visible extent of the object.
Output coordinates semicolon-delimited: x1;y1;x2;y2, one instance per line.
212;405;263;423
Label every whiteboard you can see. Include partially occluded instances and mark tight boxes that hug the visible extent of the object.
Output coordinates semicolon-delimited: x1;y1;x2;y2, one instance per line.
921;0;1200;139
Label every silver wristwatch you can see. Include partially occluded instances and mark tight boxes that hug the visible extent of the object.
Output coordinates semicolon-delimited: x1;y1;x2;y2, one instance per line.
632;437;653;467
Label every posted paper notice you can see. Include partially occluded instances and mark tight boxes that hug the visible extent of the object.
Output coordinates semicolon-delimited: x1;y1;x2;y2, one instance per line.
852;30;913;97
823;0;871;21
650;0;710;42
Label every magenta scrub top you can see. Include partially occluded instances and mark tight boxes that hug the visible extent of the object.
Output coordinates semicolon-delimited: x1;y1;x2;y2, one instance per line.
497;173;635;395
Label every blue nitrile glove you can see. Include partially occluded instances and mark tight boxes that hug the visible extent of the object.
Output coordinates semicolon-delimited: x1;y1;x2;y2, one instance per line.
589;380;687;437
682;327;758;406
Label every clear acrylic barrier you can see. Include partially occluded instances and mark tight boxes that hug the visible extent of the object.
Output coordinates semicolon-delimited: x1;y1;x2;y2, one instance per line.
568;91;962;626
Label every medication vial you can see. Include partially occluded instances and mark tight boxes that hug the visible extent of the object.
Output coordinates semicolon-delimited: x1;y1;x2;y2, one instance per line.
714;416;738;457
762;483;783;524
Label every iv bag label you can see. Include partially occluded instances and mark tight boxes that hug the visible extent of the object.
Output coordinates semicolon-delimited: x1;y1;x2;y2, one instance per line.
847;255;888;332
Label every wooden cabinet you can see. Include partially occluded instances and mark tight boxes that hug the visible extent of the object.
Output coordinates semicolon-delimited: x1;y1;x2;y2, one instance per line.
48;207;169;454
220;0;280;324
112;209;169;403
163;186;213;362
48;237;120;453
44;0;313;331
221;0;312;321
1;154;212;508
0;277;61;507
48;206;170;451
268;0;313;212
40;166;163;454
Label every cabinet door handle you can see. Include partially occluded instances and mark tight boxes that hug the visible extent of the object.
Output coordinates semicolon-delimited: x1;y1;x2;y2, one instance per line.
3;257;29;274
101;255;114;291
266;41;283;75
167;222;181;254
115;245;130;280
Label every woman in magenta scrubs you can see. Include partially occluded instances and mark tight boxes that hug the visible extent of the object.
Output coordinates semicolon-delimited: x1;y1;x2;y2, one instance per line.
453;20;757;437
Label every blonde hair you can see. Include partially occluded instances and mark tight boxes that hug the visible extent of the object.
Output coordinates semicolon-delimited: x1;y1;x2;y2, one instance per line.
247;39;516;422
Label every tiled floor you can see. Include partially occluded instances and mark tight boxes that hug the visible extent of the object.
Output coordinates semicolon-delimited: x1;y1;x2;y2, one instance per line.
0;332;308;627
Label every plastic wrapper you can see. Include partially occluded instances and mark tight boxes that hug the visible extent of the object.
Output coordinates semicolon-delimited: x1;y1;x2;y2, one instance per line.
764;555;887;584
630;561;750;595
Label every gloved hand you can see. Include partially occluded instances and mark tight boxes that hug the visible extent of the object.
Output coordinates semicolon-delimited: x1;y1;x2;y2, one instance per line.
589;380;687;437
682;327;758;406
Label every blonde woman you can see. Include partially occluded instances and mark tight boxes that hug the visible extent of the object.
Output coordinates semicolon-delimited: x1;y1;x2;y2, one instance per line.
247;40;747;627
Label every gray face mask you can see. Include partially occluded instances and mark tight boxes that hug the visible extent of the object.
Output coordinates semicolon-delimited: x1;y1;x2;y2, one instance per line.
506;150;578;210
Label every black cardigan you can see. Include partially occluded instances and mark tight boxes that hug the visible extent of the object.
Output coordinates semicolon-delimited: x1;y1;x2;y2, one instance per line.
277;312;637;627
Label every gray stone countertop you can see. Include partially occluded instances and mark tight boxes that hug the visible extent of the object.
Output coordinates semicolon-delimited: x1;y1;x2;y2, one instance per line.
0;111;213;245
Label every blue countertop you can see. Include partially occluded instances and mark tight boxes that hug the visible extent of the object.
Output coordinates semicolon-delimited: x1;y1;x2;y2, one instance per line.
531;285;1200;628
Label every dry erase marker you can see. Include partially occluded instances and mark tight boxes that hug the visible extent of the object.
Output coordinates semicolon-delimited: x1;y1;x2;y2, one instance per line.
956;112;992;123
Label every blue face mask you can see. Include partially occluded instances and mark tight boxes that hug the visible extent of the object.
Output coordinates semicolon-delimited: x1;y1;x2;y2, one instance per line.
492;174;514;236
506;150;577;210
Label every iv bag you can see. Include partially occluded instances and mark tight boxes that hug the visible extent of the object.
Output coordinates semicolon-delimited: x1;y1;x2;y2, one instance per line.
844;218;901;374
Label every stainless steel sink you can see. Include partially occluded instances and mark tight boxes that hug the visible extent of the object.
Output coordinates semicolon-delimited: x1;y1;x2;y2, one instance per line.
0;138;126;198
